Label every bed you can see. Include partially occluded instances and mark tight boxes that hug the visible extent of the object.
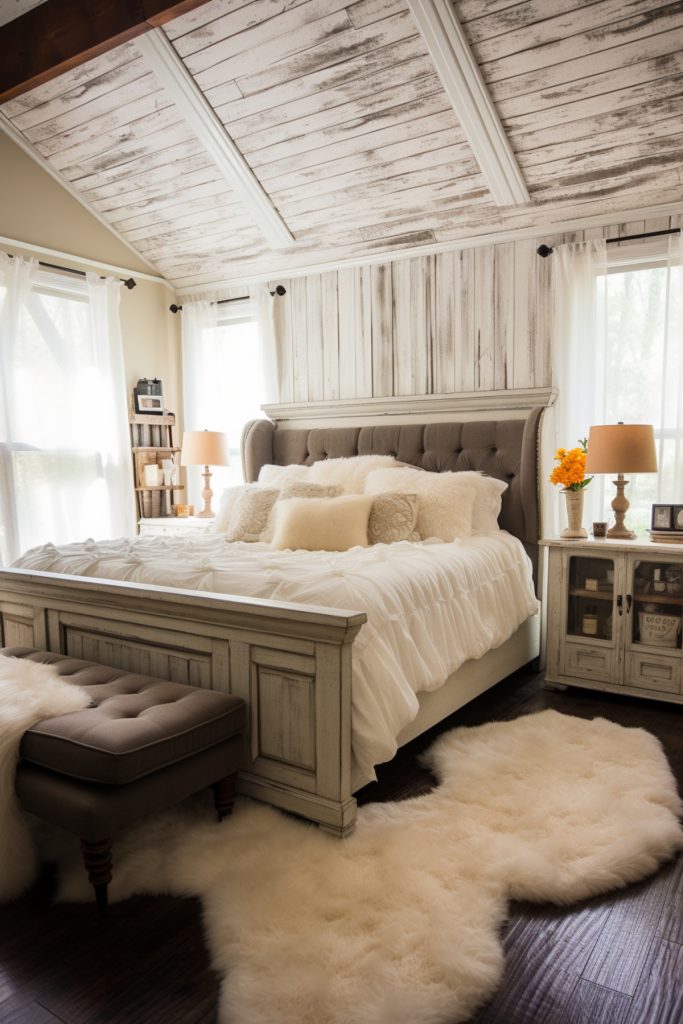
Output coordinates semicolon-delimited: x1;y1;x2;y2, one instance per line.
0;407;543;837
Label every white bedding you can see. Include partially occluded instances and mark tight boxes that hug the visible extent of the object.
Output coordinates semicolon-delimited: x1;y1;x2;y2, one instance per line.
14;533;539;787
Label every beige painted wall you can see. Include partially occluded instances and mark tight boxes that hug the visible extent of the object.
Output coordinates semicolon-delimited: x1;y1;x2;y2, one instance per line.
0;132;181;419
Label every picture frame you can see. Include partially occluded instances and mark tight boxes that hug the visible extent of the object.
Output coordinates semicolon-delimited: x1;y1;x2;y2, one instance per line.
673;506;683;531
134;393;164;415
651;504;674;530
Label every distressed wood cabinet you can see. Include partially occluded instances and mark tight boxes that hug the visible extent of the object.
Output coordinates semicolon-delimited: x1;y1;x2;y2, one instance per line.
543;538;683;705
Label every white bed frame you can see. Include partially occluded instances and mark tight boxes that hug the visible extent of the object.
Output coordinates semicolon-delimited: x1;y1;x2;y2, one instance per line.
0;396;547;837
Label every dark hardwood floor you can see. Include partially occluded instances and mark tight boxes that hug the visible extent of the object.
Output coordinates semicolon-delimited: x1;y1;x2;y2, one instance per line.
1;670;681;1024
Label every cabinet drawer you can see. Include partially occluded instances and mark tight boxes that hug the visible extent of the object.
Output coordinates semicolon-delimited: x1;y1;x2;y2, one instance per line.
563;642;616;683
626;653;681;694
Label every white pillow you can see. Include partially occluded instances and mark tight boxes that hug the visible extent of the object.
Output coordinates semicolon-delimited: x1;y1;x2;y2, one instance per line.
212;486;244;534
365;468;479;542
471;475;508;534
258;463;310;487
307;454;401;493
271;495;373;551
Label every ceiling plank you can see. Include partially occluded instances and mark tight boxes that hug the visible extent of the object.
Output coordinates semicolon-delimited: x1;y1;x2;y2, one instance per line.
0;0;214;102
405;0;529;207
135;27;294;248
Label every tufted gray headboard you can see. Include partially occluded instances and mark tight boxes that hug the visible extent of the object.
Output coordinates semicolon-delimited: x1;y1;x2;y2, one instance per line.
241;408;544;579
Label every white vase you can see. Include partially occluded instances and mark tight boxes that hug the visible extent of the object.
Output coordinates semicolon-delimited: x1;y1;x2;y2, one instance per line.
561;489;588;539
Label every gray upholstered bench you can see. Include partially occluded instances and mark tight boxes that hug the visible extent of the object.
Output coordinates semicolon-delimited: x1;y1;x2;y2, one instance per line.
3;647;245;907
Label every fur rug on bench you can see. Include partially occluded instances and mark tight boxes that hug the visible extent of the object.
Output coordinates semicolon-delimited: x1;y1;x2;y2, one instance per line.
0;656;91;901
43;708;683;1024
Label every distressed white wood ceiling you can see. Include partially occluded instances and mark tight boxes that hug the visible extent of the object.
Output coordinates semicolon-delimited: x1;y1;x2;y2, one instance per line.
1;0;682;287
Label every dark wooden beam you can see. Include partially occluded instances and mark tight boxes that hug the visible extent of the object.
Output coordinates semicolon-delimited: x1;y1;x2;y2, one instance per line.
0;0;212;103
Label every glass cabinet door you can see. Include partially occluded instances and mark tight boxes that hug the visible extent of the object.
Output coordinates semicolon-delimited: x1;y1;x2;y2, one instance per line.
566;555;616;642
630;559;683;650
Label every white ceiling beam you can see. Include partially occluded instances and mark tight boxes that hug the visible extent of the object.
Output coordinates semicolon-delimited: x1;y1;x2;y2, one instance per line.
136;29;294;249
406;0;529;207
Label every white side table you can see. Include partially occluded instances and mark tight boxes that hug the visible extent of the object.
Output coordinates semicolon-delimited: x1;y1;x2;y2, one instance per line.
542;536;683;705
138;517;213;538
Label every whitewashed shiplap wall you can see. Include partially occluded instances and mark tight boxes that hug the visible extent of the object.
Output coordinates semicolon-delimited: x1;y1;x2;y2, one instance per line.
271;235;556;403
268;213;682;404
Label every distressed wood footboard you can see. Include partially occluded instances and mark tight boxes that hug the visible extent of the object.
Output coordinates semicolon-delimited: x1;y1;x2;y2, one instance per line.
0;568;366;838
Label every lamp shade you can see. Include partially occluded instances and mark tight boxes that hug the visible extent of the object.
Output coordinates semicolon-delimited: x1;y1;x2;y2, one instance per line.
584;423;657;474
180;430;230;467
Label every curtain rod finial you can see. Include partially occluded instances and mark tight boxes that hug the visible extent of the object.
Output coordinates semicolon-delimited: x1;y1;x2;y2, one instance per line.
537;244;553;258
269;285;286;296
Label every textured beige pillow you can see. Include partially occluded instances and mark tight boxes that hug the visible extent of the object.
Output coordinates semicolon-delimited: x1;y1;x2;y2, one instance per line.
279;481;343;500
225;487;279;542
365;468;478;542
368;492;419;544
271;495;373;551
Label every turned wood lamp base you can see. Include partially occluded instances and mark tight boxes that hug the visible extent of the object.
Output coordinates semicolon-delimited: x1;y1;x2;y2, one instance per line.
195;464;215;518
606;474;636;540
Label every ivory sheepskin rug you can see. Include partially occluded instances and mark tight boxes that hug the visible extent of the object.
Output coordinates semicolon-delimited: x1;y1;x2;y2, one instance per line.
41;709;682;1024
0;657;91;902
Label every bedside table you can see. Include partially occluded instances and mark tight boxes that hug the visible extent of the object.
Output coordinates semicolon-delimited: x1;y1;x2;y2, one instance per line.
138;517;213;537
542;537;683;705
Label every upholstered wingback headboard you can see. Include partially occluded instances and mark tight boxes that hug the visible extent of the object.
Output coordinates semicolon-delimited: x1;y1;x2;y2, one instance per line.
242;408;543;561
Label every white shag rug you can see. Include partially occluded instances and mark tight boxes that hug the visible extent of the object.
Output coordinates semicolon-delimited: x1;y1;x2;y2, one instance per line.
43;709;683;1024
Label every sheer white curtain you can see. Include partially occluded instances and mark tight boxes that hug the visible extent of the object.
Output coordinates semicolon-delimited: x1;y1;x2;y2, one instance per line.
250;283;278;403
658;234;683;500
181;299;222;507
551;240;607;532
0;253;39;563
0;260;134;565
84;274;135;539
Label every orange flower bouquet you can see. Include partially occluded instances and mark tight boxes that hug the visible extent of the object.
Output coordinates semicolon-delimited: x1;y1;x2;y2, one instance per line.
550;439;593;491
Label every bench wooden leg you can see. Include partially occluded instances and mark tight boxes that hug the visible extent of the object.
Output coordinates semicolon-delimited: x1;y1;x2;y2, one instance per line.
212;773;237;821
81;838;113;908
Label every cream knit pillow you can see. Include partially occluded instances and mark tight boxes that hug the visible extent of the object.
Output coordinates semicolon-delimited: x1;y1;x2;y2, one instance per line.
225;487;279;543
368;492;419;544
279;481;343;500
271;495;373;551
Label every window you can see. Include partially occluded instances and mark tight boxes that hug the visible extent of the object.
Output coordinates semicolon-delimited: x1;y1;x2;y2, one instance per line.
597;250;682;533
180;298;267;506
213;302;265;488
0;263;133;565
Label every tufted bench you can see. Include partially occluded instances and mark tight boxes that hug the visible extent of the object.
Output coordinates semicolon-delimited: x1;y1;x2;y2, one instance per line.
4;647;245;907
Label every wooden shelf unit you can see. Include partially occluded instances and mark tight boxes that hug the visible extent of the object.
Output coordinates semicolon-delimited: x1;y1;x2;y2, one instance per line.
130;413;184;522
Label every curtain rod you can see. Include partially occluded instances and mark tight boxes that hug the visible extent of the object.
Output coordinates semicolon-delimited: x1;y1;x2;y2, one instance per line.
8;252;136;288
536;228;681;257
169;285;286;313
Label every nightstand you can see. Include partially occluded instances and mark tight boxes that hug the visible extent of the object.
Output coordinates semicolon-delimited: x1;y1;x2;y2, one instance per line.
542;537;683;705
138;517;213;537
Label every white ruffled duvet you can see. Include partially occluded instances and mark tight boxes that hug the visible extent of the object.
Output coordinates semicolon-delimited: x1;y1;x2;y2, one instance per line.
14;533;538;787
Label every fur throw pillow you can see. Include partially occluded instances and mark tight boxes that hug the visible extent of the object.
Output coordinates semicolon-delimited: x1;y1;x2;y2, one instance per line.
365;468;479;542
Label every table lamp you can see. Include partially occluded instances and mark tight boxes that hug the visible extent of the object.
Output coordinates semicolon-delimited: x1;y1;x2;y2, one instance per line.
584;423;657;539
180;430;230;518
